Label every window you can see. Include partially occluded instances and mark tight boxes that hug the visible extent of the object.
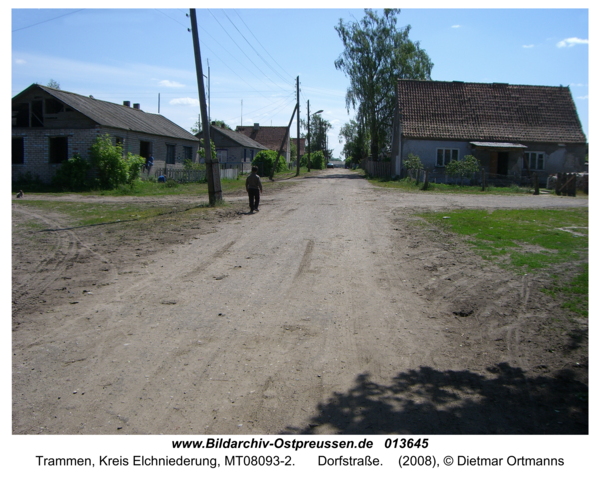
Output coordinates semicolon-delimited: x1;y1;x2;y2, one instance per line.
12;137;24;165
49;137;68;164
436;148;459;167
166;144;176;164
183;146;193;160
216;149;227;163
524;152;545;170
115;136;124;147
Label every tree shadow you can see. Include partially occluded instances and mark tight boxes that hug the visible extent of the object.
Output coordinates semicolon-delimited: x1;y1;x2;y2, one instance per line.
302;172;366;180
286;363;588;434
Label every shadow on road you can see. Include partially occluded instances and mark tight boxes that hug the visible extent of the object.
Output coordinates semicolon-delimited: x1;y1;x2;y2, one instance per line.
301;172;366;180
284;363;588;434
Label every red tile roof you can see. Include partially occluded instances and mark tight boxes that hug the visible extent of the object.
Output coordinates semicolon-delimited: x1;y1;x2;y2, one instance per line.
397;80;586;144
235;125;289;152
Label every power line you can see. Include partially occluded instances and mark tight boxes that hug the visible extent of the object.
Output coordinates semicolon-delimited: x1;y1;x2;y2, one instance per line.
12;9;85;33
221;10;291;85
233;9;296;83
206;9;289;94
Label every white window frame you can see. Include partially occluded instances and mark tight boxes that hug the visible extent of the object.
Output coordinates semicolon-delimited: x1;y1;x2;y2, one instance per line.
436;148;459;167
524;151;545;170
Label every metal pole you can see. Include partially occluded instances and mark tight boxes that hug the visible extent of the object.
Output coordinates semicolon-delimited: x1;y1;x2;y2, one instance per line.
190;8;222;205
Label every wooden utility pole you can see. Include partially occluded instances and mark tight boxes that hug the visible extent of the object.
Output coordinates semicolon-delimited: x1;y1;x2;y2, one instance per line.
296;76;300;176
190;9;222;205
269;103;298;180
307;100;311;172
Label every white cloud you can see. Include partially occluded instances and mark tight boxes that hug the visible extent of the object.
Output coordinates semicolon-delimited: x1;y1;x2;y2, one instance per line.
557;37;589;48
570;83;586;87
576;95;589;100
451;25;461;29
14;59;26;65
169;97;199;106
159;80;185;88
522;44;535;49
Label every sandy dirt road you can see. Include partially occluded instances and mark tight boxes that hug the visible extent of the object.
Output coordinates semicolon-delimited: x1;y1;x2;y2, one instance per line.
12;169;588;434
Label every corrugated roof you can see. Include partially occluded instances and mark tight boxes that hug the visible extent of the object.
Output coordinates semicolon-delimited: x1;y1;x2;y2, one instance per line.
208;125;268;150
17;84;198;141
397;80;587;143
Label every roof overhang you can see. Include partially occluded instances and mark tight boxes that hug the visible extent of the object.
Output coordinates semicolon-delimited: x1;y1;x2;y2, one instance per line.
470;142;528;150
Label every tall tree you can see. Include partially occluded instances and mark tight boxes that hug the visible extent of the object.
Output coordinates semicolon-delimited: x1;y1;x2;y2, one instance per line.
338;119;369;163
309;114;333;159
335;9;433;161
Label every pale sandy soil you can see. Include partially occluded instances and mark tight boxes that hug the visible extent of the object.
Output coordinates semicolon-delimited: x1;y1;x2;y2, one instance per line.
12;169;588;434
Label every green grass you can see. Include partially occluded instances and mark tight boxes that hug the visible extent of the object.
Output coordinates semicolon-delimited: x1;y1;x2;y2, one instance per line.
419;208;588;317
14;200;199;227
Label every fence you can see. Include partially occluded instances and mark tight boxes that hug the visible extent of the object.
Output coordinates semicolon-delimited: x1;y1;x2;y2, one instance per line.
154;166;238;182
363;160;392;178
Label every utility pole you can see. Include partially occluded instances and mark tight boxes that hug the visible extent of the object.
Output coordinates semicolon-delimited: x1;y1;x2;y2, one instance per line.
307;100;311;172
296;76;300;176
190;9;222;205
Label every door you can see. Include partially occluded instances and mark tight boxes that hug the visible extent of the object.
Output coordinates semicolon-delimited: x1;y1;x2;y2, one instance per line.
497;152;509;176
489;152;498;174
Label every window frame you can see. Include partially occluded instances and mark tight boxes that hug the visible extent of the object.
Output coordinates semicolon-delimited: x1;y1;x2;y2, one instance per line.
165;143;176;165
524;151;545;170
436;148;459;167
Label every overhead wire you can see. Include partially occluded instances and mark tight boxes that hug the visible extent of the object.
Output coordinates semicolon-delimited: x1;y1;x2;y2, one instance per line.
12;9;85;33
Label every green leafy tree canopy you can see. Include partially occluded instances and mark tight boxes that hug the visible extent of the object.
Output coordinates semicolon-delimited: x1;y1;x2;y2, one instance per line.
335;9;433;161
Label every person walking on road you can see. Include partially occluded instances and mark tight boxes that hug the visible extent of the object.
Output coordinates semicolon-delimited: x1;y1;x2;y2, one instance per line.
245;165;263;213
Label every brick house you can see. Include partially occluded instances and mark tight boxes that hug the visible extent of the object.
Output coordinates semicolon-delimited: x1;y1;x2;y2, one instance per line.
198;123;267;165
391;80;588;183
12;84;200;183
235;124;291;164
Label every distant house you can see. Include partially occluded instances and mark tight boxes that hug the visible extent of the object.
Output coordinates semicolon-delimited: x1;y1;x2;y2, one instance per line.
235;124;291;164
391;80;588;183
12;84;199;183
292;138;306;158
198;123;267;164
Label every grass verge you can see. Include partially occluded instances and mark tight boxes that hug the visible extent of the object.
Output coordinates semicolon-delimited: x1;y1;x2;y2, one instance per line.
418;208;588;317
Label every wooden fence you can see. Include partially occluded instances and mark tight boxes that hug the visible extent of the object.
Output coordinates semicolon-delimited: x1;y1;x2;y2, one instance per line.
363;160;392;178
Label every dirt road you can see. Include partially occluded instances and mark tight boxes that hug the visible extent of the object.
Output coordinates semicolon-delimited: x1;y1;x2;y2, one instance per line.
12;169;588;434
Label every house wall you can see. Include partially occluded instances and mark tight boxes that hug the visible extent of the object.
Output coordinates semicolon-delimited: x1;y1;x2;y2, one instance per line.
400;138;587;182
12;126;199;183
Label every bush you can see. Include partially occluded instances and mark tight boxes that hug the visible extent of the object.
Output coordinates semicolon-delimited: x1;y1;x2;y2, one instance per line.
51;154;91;191
300;150;326;170
90;134;145;189
252;150;287;174
404;153;424;173
445;155;480;185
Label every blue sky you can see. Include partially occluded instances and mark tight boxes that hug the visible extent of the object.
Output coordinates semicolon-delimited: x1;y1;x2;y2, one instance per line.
10;6;590;159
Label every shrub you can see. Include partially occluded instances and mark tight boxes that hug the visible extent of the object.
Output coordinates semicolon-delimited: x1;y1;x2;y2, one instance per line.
404;153;424;173
89;134;145;189
51;154;91;191
445;155;480;185
253;150;287;174
300;150;326;170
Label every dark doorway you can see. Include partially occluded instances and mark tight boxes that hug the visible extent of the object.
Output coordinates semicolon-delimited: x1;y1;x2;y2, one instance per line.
49;137;68;164
140;141;152;159
497;152;509;176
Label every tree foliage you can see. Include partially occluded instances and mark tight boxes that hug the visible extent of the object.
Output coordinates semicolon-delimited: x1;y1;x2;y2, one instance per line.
252;150;287;174
300;150;326;170
445;155;481;185
338;119;369;163
308;114;333;159
335;9;433;161
404;153;424;172
199;138;217;161
89;134;145;189
51;154;90;191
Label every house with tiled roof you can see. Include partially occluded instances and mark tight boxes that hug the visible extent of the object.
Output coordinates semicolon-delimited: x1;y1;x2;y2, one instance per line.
235;124;291;164
12;84;199;183
391;80;587;182
198;123;268;165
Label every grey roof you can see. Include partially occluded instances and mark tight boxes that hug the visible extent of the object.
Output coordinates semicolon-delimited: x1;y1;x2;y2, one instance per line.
208;125;268;150
17;84;198;141
470;142;528;149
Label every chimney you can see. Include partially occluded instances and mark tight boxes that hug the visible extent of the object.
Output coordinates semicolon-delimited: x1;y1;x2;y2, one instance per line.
133;103;140;110
253;123;260;131
123;101;131;107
